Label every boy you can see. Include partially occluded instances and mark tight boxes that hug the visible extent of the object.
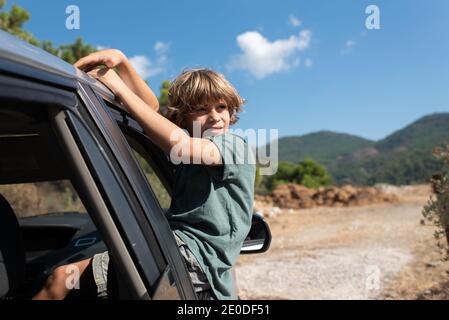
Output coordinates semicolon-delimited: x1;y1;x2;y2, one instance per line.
33;49;255;300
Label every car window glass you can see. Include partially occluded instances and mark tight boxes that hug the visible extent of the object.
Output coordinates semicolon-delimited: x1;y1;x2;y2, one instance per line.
130;148;171;210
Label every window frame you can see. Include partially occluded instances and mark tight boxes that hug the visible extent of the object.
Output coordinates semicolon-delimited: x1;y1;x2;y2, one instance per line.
84;87;197;300
52;108;150;299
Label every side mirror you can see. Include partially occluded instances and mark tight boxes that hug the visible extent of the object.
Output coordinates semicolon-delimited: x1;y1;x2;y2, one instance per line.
240;212;271;254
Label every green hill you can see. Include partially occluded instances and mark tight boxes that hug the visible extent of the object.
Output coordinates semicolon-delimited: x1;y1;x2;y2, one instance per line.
262;113;449;185
274;131;375;167
376;113;449;152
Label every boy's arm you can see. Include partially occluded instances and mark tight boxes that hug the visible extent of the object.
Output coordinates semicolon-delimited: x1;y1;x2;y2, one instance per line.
88;68;222;166
74;49;159;111
116;59;160;112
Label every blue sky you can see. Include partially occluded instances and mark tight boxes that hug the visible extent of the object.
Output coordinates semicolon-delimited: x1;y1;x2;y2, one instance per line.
7;0;449;142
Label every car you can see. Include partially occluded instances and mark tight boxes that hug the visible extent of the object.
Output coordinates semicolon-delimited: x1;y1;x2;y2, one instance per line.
0;30;271;300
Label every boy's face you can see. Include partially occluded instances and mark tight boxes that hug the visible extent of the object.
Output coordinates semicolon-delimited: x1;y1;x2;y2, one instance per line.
184;99;230;137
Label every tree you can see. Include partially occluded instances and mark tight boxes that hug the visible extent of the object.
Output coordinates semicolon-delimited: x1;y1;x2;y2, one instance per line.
265;162;296;191
39;40;59;56
0;1;95;64
295;159;332;188
1;0;170;118
58;37;97;64
263;159;332;192
158;80;170;116
0;0;39;45
254;166;262;189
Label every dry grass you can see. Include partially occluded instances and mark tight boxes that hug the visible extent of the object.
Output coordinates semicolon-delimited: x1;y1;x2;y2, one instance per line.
0;180;85;217
380;228;449;300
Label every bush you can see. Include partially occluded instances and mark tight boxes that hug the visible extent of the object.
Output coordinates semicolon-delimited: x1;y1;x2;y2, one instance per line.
296;159;332;188
262;159;332;193
422;145;449;260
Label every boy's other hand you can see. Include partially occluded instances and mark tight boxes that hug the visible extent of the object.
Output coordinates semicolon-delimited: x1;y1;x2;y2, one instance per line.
74;49;126;72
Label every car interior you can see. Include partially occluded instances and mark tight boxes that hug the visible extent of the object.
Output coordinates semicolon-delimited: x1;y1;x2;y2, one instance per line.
0;98;107;299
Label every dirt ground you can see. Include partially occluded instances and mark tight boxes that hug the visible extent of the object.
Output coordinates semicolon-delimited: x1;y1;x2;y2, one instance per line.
236;185;449;300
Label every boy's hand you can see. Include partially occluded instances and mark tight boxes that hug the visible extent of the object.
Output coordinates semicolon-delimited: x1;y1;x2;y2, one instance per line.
75;49;159;112
87;68;128;98
74;49;126;72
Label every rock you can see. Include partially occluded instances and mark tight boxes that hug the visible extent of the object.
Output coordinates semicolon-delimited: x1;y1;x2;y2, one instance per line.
426;261;441;268
265;183;399;211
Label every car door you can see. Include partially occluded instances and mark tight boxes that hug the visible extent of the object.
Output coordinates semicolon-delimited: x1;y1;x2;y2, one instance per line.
79;84;197;300
0;70;158;299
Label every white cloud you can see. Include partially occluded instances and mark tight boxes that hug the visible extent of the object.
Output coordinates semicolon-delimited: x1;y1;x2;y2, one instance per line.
129;55;164;79
345;40;356;48
96;45;109;51
292;58;300;67
340;39;356;55
304;58;313;67
157;55;167;64
228;30;311;79
128;41;170;79
289;14;302;27
298;30;312;49
154;41;169;54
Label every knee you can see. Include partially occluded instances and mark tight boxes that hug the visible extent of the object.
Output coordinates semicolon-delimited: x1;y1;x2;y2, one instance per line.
50;265;69;284
42;265;72;299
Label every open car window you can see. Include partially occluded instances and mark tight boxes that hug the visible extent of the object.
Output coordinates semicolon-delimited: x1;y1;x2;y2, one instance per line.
0;98;111;299
127;137;172;210
0;180;85;218
101;101;174;210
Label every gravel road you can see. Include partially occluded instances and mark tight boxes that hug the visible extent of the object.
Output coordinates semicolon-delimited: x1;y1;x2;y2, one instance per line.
236;194;448;300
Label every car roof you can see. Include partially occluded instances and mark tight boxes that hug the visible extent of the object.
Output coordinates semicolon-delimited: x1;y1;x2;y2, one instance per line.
0;30;113;98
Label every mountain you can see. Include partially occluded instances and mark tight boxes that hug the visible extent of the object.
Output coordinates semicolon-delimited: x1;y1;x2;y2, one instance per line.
376;113;449;152
274;131;375;168
260;113;449;185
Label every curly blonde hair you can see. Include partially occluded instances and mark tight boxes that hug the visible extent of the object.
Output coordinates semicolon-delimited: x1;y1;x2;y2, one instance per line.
166;68;244;127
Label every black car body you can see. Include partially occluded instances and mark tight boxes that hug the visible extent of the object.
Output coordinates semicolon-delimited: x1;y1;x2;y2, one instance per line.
0;30;271;300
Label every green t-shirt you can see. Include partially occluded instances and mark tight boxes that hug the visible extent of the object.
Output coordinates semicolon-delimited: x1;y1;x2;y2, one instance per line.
166;131;256;300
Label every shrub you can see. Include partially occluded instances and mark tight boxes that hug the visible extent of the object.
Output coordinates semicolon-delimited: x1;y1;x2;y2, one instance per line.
262;159;332;193
422;145;449;260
